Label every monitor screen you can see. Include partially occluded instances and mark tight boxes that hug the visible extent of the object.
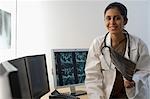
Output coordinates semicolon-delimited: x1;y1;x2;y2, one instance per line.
51;48;88;96
25;54;50;98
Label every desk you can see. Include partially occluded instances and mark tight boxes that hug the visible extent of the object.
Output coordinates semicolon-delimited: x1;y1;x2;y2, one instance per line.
41;86;88;99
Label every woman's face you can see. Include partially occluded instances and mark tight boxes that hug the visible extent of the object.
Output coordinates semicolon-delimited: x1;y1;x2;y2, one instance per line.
104;8;126;35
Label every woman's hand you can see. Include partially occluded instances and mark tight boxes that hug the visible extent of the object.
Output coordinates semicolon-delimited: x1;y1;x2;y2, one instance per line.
124;79;135;88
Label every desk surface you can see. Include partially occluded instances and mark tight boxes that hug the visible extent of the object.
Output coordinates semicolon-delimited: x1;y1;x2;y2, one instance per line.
41;86;88;99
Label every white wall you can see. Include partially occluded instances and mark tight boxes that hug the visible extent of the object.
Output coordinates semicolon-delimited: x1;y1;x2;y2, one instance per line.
17;0;150;90
148;0;150;49
17;1;104;56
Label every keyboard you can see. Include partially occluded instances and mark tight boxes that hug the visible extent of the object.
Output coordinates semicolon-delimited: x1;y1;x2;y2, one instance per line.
49;89;80;99
49;94;80;99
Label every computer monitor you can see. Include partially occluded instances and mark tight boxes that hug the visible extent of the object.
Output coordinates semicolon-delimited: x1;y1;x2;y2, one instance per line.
51;48;88;96
8;54;50;99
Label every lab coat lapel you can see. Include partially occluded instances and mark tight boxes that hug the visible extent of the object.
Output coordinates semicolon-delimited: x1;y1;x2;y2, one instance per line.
124;33;130;59
105;33;111;47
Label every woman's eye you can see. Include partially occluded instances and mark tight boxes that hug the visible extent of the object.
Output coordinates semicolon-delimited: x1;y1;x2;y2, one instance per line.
105;16;121;21
115;16;121;20
105;17;111;21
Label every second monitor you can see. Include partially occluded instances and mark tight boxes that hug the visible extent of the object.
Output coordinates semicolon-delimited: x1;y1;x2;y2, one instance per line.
51;48;88;96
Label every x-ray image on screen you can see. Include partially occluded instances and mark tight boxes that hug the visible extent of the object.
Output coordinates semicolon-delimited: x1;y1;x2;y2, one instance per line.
55;52;76;86
75;52;87;83
52;49;88;87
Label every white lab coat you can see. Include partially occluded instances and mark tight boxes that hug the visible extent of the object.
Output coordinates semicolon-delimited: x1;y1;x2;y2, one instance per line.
85;33;150;99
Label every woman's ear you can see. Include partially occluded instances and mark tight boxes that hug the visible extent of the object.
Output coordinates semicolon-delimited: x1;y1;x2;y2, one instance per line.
124;18;128;25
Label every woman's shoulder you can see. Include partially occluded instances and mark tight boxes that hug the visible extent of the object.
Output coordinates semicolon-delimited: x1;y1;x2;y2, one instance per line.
88;34;105;54
92;34;105;44
129;34;139;40
129;34;147;47
129;34;145;44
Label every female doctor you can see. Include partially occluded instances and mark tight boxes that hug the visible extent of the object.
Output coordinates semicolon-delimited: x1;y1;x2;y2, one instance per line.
85;2;150;99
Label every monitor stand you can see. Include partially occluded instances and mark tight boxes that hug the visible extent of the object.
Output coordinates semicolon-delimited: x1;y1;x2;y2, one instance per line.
69;86;87;96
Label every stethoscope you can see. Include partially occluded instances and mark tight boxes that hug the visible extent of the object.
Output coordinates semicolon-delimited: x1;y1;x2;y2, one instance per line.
100;30;131;68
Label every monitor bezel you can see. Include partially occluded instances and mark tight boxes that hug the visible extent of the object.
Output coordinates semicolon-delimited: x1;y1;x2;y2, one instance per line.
51;48;88;89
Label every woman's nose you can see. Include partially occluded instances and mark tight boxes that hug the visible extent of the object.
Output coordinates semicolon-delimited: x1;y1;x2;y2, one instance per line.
110;18;116;25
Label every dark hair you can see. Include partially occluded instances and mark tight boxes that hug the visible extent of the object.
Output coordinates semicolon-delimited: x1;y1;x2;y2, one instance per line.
104;2;128;21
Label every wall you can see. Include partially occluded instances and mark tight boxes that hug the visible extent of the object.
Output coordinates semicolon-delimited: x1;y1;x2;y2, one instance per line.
17;0;150;90
17;1;104;56
148;0;150;49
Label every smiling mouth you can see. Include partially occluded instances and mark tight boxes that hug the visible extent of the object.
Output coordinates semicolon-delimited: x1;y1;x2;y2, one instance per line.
109;26;117;30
